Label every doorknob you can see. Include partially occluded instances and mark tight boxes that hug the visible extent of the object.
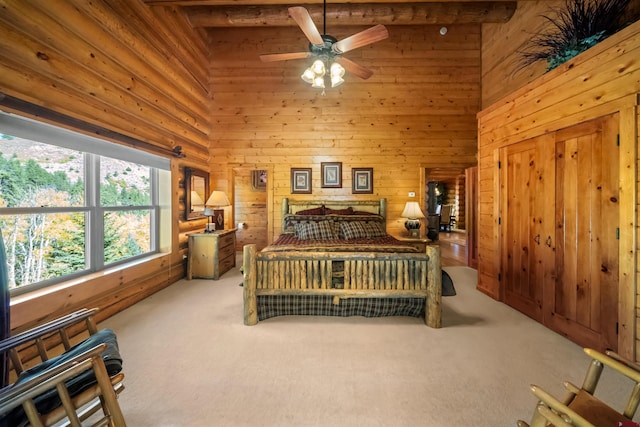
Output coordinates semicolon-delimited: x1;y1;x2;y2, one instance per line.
545;236;552;247
533;234;540;245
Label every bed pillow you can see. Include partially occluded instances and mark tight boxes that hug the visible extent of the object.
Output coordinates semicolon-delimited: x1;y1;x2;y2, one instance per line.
295;221;336;240
295;206;325;215
325;207;353;216
339;221;386;239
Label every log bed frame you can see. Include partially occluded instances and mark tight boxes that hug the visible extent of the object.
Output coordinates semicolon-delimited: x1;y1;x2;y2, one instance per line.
242;198;442;328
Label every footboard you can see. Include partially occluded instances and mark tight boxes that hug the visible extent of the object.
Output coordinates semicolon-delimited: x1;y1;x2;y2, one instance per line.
243;244;442;328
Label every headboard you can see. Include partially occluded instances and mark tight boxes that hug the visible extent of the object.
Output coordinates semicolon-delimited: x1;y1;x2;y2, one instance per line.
281;198;387;233
282;198;386;217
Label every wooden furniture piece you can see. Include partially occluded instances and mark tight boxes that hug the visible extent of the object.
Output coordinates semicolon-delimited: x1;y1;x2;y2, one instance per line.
439;204;455;231
395;236;431;253
477;21;640;357
0;308;126;426
242;198;442;328
187;229;237;280
517;347;640;427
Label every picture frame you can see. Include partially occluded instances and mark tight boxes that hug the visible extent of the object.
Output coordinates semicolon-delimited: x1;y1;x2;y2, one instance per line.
352;168;373;194
291;168;312;194
251;170;267;192
321;162;342;188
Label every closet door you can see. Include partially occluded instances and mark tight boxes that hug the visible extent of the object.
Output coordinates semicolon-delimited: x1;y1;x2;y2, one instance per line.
500;134;555;322
545;114;619;351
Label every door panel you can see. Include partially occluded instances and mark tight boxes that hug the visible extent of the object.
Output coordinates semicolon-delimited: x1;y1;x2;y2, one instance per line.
547;114;619;351
500;114;619;352
500;136;553;322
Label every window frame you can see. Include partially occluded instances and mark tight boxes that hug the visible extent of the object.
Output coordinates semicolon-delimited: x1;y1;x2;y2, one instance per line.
0;111;170;296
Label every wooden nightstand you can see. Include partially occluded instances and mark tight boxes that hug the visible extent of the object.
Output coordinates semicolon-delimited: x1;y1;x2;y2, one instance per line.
187;229;237;280
395;236;432;253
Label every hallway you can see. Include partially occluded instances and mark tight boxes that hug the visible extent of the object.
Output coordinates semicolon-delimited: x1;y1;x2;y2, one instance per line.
437;230;468;267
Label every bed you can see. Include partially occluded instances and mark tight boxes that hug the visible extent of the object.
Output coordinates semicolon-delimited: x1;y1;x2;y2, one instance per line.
242;198;442;328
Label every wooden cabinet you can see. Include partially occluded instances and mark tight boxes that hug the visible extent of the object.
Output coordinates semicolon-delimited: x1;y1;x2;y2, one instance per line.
187;229;237;280
477;21;640;357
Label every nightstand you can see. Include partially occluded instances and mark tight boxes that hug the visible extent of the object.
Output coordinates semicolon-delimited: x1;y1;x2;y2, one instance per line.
187;229;237;280
395;236;431;253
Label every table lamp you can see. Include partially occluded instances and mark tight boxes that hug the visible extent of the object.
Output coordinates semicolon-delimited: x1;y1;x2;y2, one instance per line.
401;201;425;238
205;191;230;232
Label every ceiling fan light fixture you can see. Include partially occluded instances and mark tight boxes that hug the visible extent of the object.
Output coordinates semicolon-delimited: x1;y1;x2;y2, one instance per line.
311;59;325;76
301;68;315;84
330;62;345;87
312;76;325;89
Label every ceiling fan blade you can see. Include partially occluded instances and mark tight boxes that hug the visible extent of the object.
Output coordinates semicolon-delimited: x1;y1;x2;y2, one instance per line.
332;25;389;54
288;6;324;46
334;57;373;80
260;52;311;62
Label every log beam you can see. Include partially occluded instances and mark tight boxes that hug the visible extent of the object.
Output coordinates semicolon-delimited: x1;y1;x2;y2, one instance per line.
184;3;517;27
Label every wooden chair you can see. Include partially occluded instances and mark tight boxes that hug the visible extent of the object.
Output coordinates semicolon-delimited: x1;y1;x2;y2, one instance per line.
439;204;455;231
517;347;640;427
0;308;126;426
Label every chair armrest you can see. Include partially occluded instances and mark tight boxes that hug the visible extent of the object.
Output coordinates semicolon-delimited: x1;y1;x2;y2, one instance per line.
584;348;640;383
530;384;595;427
0;343;106;415
0;308;99;354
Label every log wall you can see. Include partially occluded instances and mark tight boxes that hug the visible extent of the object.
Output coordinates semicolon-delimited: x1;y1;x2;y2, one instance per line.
0;0;211;331
477;20;640;359
208;25;480;240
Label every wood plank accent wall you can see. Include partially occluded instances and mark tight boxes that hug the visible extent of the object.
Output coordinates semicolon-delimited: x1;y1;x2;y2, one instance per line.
208;25;480;240
477;20;640;359
0;0;211;331
481;1;562;109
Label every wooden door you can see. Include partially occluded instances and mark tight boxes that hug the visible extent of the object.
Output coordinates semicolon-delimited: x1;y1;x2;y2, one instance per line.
500;135;555;322
545;115;619;352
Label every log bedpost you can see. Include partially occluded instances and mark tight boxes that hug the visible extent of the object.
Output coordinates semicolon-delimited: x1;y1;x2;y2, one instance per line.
243;244;258;325
426;245;442;328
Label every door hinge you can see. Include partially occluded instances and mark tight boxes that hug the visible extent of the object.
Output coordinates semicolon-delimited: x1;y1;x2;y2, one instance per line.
616;228;620;240
617;134;620;146
498;161;501;169
498;217;501;225
616;322;619;335
498;273;501;281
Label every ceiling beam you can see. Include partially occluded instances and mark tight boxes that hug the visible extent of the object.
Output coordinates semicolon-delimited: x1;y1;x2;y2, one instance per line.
144;0;520;5
185;2;516;27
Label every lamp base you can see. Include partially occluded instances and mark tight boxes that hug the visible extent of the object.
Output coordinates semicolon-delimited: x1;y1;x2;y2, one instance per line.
404;219;421;238
205;223;216;233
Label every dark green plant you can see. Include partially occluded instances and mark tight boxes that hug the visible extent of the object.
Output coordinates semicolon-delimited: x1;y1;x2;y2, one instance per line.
518;0;635;71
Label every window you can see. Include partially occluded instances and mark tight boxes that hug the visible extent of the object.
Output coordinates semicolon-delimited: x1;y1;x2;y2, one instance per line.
0;112;170;294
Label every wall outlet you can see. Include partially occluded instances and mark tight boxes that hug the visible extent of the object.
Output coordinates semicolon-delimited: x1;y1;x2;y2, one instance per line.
408;192;415;197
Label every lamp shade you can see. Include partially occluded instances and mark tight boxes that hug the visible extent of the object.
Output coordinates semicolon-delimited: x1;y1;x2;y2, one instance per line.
401;201;425;219
206;191;230;207
190;191;204;208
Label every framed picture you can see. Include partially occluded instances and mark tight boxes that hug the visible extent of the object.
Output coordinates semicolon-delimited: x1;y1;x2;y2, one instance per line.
321;162;342;188
352;168;373;194
291;168;312;194
251;170;267;192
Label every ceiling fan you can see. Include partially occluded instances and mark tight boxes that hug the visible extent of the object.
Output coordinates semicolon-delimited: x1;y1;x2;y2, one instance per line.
259;4;389;88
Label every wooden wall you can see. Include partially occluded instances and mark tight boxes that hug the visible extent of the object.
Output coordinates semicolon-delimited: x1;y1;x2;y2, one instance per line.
208;25;480;239
481;1;561;108
0;0;211;331
477;20;640;359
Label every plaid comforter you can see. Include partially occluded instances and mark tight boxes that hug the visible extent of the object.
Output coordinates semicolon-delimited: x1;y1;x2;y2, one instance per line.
257;295;425;320
263;233;420;253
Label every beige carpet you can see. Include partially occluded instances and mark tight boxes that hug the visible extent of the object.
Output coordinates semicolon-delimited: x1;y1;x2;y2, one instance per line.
100;258;633;426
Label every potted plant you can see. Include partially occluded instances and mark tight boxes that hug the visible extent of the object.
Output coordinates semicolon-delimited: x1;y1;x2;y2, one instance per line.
518;0;637;71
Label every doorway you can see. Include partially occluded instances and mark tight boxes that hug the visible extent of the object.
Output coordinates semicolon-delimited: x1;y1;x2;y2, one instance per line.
232;167;271;251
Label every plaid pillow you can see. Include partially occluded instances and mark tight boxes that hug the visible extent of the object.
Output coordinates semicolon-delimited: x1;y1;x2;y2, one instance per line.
339;221;386;239
296;221;336;240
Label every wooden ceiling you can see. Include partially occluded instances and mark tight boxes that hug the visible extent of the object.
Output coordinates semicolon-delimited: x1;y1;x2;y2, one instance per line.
141;0;518;27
